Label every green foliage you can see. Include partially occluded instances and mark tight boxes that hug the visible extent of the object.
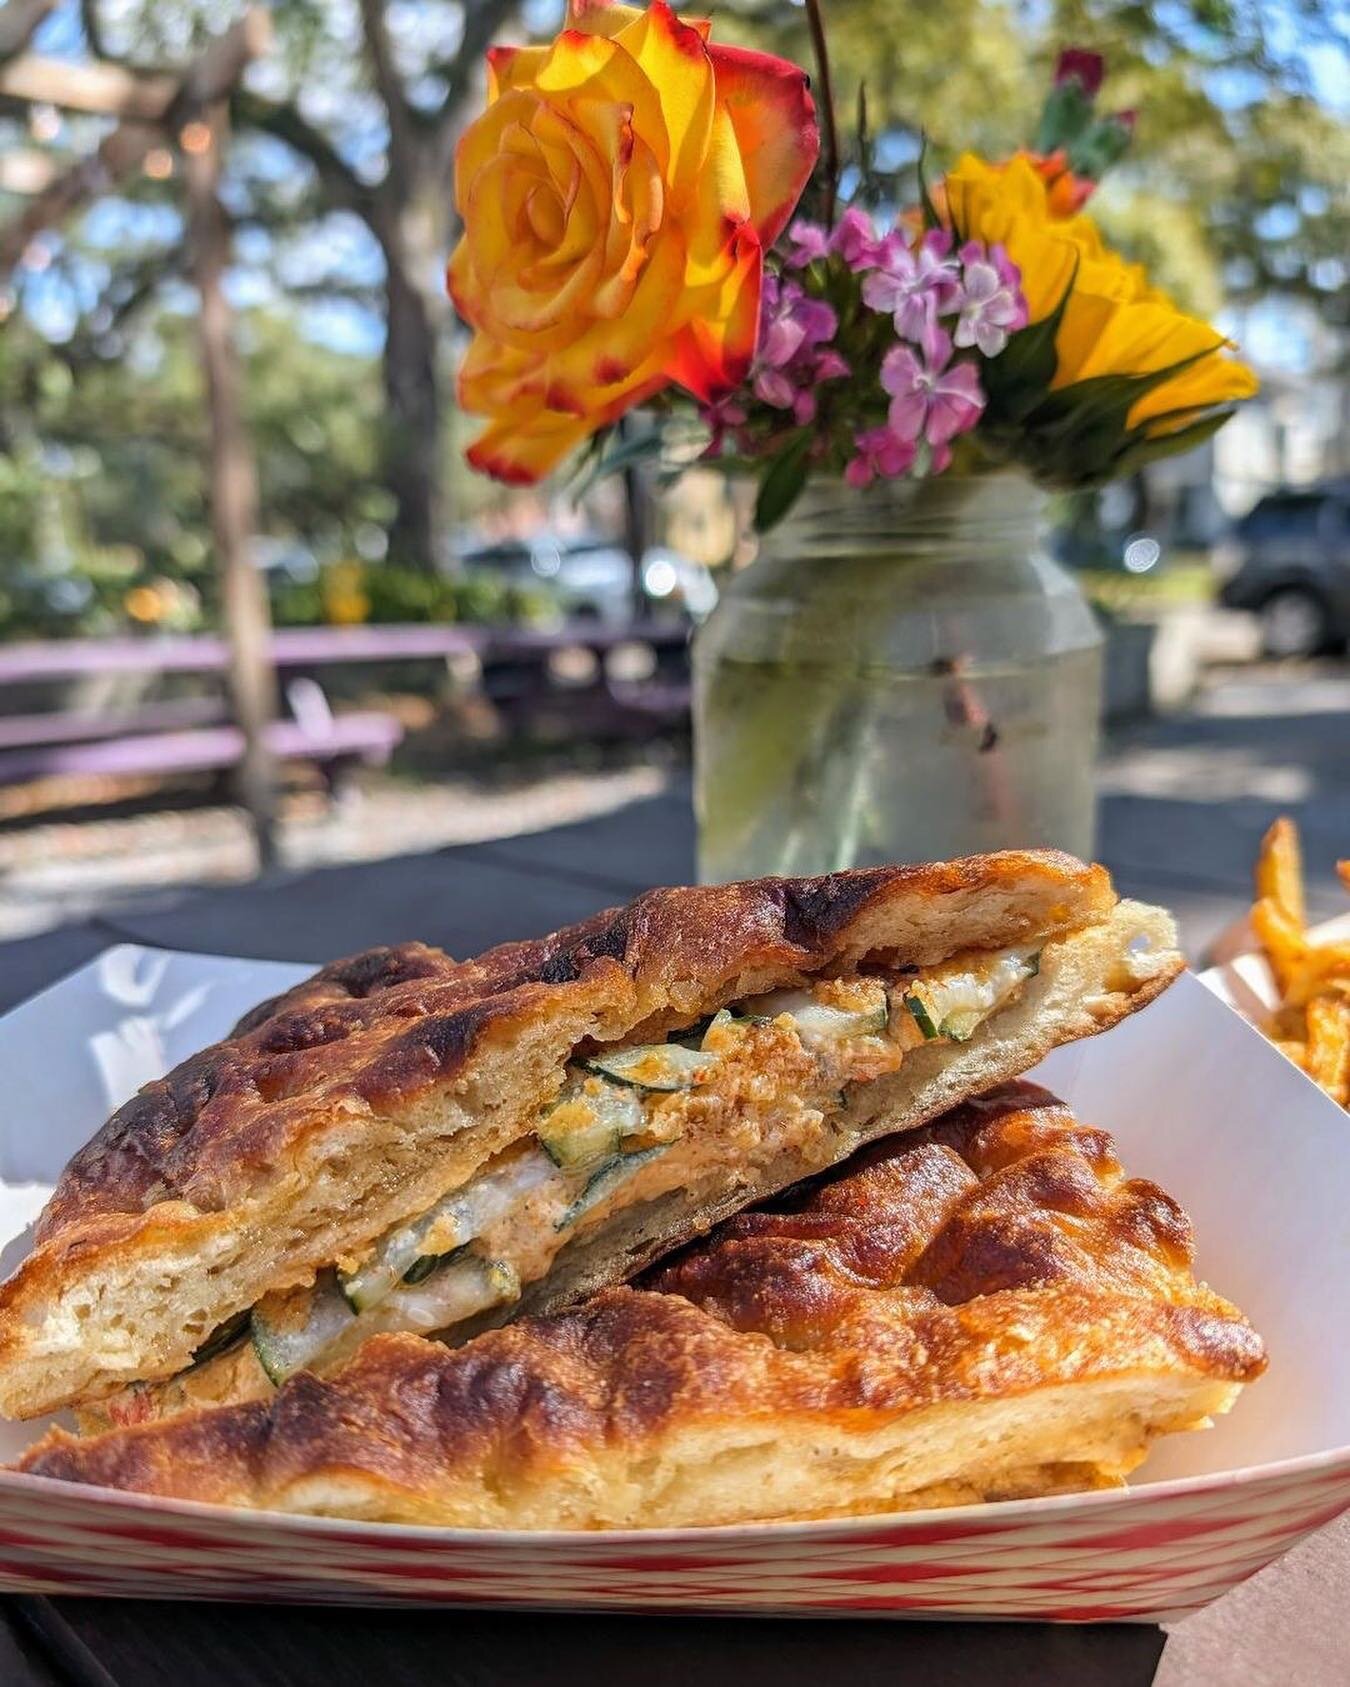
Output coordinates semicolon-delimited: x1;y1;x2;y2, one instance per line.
726;0;1349;326
269;563;547;628
979;339;1238;488
754;432;815;533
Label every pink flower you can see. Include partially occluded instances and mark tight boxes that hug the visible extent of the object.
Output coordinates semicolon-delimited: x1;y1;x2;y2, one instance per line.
829;206;881;270
784;219;829;268
861;228;963;341
845;426;915;488
700;393;749;456
953;241;1028;357
753;368;797;410
751;276;842;414
881;326;985;446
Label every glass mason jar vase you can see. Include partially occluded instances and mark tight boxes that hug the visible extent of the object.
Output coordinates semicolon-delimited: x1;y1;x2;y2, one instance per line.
692;472;1103;882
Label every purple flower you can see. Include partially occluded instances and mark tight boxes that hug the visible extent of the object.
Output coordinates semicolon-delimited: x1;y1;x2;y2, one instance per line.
862;229;963;341
783;219;829;268
845;426;916;489
699;393;749;457
881;326;985;447
753;368;797;410
953;241;1028;357
830;206;881;271
751;277;841;415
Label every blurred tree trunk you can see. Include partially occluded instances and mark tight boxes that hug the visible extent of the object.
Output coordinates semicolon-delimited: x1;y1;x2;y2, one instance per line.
234;0;518;571
185;104;278;867
381;247;443;569
0;0;56;61
74;0;520;574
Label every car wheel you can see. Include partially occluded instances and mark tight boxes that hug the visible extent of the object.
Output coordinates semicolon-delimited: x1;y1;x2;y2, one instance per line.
1259;589;1332;659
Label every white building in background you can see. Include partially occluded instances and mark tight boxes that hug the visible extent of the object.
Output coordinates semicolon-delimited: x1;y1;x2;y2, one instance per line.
1137;296;1347;543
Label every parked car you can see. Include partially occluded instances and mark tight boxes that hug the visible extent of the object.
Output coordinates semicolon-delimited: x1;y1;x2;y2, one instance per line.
1216;484;1350;657
455;532;714;625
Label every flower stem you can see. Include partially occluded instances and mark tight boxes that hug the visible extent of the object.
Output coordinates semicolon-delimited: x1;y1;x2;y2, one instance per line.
804;0;839;228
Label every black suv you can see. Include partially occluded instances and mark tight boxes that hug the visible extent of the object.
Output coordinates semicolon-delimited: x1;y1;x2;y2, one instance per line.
1218;484;1350;657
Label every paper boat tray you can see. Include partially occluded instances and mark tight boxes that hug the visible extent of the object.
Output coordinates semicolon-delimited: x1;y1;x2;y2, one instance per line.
0;946;1346;1622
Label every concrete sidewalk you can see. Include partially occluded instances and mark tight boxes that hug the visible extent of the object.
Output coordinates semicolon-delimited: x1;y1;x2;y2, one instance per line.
1098;663;1349;954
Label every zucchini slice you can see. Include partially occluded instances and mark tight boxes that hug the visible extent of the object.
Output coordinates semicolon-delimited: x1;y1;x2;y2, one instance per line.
251;1272;356;1386
556;1142;672;1231
903;949;1040;1044
750;988;890;1044
906;993;943;1040
253;1255;522;1387
382;1253;520;1334
583;1043;717;1092
339;1147;559;1313
538;1073;643;1170
188;1308;251;1369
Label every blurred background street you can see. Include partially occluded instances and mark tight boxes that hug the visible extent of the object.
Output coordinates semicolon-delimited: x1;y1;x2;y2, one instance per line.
0;0;1346;958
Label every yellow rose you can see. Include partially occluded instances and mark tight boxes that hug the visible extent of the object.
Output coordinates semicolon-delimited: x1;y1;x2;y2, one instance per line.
449;0;818;483
944;153;1258;432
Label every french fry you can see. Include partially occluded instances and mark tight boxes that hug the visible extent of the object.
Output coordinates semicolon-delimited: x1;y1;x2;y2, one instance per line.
1273;1039;1308;1071
1286;944;1350;1007
1306;996;1350;1107
1247;819;1350;1112
1256;818;1306;930
1251;896;1306;994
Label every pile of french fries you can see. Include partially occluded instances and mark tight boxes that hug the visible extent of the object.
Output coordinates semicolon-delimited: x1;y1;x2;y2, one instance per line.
1252;818;1350;1108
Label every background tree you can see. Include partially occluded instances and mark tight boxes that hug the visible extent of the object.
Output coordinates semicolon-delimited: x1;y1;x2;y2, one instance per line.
0;0;1345;644
39;0;522;570
726;0;1349;328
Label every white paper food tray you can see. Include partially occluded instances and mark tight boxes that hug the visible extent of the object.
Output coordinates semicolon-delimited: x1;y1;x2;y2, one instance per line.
0;943;1344;1620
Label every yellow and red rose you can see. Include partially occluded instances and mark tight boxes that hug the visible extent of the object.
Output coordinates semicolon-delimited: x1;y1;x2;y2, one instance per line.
448;0;818;484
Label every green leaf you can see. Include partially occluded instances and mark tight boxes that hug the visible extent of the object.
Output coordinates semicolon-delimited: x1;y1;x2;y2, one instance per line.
567;424;666;504
980;256;1078;422
1032;345;1219;427
917;135;943;234
856;82;876;200
1110;408;1236;477
754;433;815;533
1033;79;1096;156
1067;114;1134;180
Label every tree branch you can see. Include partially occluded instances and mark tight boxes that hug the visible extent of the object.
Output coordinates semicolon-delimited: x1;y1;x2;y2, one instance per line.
232;87;376;221
430;0;519;178
78;0;106;61
0;0;56;64
358;0;419;185
803;0;839;226
0;11;270;280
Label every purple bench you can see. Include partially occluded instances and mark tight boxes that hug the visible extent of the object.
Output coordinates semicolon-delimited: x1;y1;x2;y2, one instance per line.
0;697;227;753
0;623;690;797
0;711;402;788
0;622;687;685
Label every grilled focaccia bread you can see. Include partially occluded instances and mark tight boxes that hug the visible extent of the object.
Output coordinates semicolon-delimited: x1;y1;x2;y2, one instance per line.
17;1084;1265;1526
0;853;1181;1422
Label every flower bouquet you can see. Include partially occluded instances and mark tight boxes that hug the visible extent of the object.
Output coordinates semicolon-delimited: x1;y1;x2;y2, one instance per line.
447;0;1258;877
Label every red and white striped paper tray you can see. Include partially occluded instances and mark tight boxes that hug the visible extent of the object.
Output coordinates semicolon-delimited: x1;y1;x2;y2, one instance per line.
0;948;1345;1622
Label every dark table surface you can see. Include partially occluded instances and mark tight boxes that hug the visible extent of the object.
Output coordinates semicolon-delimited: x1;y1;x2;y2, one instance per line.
0;789;1207;1685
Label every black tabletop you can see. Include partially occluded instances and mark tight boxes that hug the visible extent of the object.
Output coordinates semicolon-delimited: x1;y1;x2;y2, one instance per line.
0;792;1171;1685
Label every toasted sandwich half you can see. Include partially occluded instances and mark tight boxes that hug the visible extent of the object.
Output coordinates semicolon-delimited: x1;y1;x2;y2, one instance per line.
16;1084;1264;1526
0;852;1181;1423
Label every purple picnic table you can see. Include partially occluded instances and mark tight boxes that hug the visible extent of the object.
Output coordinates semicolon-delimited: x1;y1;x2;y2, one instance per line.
0;621;689;685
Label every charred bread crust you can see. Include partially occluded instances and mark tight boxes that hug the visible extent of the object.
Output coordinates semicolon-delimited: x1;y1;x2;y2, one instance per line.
32;853;1111;1245
0;853;1167;1420
17;1084;1264;1527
